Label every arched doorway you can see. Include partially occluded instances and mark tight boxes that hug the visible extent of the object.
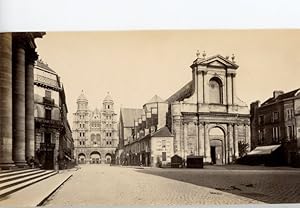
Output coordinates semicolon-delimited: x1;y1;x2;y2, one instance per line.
209;127;225;165
78;153;86;164
105;153;112;164
90;151;101;164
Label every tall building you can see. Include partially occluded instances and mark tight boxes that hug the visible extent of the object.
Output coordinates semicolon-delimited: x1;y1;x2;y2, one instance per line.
168;52;250;165
250;89;300;166
119;52;251;167
34;60;74;170
73;92;118;164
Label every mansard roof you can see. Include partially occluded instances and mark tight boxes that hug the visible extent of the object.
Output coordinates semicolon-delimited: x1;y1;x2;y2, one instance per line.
120;108;144;127
167;80;193;103
190;54;239;69
261;88;300;106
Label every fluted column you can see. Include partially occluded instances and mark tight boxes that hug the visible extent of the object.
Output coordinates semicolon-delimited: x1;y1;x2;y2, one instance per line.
204;123;211;163
197;71;204;103
0;33;15;169
12;37;27;167
234;124;239;158
25;49;38;160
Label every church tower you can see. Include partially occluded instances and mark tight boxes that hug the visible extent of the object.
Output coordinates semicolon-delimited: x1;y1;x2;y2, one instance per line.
101;92;118;149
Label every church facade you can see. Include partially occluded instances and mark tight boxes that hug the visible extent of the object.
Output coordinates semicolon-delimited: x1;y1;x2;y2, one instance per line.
73;92;118;164
167;52;251;164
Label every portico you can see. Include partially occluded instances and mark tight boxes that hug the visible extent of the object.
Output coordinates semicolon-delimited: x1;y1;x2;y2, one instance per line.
0;32;45;169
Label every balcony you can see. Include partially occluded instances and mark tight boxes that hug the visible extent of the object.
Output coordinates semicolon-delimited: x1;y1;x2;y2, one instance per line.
43;97;55;105
35;117;63;129
39;143;55;151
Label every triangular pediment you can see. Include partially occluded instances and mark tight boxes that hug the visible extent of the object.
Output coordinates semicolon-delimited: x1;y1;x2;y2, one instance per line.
195;54;239;69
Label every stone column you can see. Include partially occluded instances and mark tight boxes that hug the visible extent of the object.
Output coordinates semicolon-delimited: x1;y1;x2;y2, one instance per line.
203;71;208;104
228;124;234;163
198;122;205;156
12;37;27;167
183;122;188;161
234;124;239;158
25;49;38;160
0;33;15;169
246;124;251;151
197;71;204;103
232;74;236;105
226;74;232;105
195;122;199;156
204;123;211;163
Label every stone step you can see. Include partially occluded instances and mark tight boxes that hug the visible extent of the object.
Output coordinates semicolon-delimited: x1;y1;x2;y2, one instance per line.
0;170;55;190
0;168;40;178
0;170;46;183
0;171;57;198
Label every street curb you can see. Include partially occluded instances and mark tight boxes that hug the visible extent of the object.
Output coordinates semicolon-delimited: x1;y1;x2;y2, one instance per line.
36;174;73;207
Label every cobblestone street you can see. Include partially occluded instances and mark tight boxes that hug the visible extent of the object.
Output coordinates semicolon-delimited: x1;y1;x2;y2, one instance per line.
41;165;300;206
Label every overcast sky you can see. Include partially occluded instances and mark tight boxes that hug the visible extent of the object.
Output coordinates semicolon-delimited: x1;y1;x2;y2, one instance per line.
35;30;300;125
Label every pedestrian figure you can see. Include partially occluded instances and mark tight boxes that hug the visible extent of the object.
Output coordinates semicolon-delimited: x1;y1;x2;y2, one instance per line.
29;156;35;168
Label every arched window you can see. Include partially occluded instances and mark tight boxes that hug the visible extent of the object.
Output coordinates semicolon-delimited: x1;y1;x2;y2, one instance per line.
209;77;223;104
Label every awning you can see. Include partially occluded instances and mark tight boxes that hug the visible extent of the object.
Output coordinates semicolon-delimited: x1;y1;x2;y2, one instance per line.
247;145;281;156
64;155;72;161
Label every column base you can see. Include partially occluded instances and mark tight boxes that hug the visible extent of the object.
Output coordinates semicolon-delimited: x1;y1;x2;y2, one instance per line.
14;161;28;168
0;163;17;170
204;157;211;163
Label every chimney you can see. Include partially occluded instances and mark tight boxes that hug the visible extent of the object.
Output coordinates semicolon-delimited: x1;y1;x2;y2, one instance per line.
273;90;284;98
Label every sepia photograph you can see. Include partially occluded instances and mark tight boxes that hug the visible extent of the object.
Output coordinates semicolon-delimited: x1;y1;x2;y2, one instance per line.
1;1;300;207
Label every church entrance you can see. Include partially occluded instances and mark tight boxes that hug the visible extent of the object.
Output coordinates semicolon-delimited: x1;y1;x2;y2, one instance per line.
90;151;101;164
209;127;225;165
78;153;86;164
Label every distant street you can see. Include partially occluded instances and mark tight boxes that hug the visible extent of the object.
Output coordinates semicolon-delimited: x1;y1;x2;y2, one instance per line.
43;165;300;206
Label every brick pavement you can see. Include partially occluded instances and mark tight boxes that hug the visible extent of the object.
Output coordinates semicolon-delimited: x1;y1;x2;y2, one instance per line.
44;165;263;206
138;167;300;204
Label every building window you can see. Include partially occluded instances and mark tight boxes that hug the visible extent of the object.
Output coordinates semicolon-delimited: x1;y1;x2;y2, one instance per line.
258;115;264;125
83;141;85;145
272;127;279;143
287;125;294;141
258;129;264;145
79;141;82;145
108;105;110;109
162;140;166;148
45;109;51;120
45;132;51;144
162;152;167;161
45;90;51;99
209;77;222;104
272;112;279;122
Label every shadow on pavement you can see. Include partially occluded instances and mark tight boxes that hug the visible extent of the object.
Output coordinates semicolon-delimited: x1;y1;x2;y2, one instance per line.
135;167;300;204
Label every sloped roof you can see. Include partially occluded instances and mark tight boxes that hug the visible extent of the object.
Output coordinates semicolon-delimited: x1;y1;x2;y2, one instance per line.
167;81;193;103
261;89;300;106
152;126;173;137
35;60;57;74
120;108;144;127
191;54;239;69
146;95;165;103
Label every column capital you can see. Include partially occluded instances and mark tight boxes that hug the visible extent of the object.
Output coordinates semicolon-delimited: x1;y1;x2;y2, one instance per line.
26;49;38;65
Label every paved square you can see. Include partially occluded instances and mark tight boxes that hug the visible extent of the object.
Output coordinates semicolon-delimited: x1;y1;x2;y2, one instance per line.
41;165;296;206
